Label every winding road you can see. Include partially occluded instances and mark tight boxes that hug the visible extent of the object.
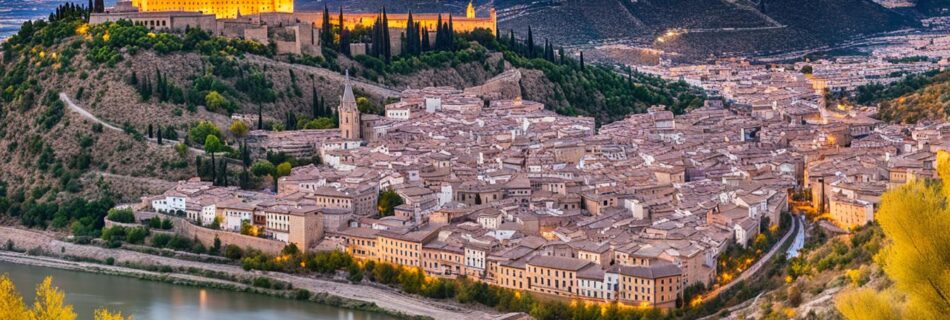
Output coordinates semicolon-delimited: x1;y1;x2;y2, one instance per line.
244;55;401;98
60;92;207;155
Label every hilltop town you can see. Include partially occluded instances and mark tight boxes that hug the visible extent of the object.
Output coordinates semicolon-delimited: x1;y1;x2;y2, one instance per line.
129;58;948;310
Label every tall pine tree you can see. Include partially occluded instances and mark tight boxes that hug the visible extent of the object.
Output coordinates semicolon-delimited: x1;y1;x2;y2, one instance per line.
421;26;430;52
311;86;321;118
405;11;417;56
434;14;444;50
257;103;263;130
382;8;391;63
527;26;535;58
321;5;332;46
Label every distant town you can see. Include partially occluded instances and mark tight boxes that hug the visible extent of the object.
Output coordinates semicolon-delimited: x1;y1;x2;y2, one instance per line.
128;41;947;313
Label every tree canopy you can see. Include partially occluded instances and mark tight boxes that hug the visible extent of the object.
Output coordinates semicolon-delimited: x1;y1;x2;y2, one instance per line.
0;275;131;320
836;150;950;319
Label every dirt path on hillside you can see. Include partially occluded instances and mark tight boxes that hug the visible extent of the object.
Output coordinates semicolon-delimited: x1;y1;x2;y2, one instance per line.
59;92;207;155
244;55;401;98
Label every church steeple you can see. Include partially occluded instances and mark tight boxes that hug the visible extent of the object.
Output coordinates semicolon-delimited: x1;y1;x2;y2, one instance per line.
466;0;475;18
339;70;361;141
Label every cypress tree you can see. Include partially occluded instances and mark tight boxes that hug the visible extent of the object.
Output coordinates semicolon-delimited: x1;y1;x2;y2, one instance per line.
435;14;443;50
406;11;416;56
147;124;153;138
320;97;327;119
157;127;163;145
210;152;216;185
312;86;320;118
241;141;251;167
257;103;263;130
558;47;565;64
321;5;332;46
382;7;391;63
448;15;454;50
374;10;384;58
219;159;228;187
527;26;535;58
580;51;585;70
421;26;430;52
240;166;251;190
195;156;202;177
339;7;350;58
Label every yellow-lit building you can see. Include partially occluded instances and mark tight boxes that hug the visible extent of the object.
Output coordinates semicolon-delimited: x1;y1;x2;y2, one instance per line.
525;255;595;297
127;0;495;34
614;263;682;309
131;0;293;19
828;195;875;230
376;228;439;267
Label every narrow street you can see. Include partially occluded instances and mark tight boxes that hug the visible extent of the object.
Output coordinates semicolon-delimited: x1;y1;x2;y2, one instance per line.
701;214;800;302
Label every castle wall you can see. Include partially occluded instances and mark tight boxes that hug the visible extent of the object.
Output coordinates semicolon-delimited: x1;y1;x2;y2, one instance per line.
104;210;285;255
293;12;496;35
90;12;217;33
244;26;269;44
134;0;294;19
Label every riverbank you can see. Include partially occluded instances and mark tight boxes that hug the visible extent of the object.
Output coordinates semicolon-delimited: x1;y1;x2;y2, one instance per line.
0;226;496;320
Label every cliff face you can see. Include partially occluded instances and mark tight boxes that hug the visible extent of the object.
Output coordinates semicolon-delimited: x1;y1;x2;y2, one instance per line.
0;42;383;202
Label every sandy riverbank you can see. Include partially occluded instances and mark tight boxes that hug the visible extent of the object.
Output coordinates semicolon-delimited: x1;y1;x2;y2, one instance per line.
0;226;496;320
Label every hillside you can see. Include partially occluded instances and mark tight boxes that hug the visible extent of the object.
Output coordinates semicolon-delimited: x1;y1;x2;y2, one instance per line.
733;152;950;320
0;8;702;237
849;70;950;123
308;0;925;60
723;224;887;319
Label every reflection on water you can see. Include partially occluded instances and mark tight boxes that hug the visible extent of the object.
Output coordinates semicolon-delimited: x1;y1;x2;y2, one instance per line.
786;215;806;259
0;261;392;320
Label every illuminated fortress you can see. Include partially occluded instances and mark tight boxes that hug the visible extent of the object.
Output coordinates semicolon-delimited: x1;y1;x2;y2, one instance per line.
130;0;294;19
296;1;496;35
123;0;496;35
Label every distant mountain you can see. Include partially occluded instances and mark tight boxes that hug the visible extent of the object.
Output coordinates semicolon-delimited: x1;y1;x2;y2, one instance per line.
912;0;950;15
305;0;934;60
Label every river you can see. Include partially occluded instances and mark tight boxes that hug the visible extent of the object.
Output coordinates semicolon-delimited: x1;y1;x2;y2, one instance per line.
0;261;394;320
785;215;806;258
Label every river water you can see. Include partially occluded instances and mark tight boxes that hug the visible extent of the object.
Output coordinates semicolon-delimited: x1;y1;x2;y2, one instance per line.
785;215;806;259
0;261;393;320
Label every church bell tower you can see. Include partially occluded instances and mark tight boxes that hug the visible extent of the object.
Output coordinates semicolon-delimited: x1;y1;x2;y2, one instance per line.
466;0;476;18
339;71;361;141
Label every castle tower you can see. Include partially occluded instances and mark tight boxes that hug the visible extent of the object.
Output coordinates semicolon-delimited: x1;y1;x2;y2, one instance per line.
466;0;476;18
339;71;361;141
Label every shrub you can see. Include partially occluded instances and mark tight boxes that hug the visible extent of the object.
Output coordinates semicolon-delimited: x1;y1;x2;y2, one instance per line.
252;277;272;289
100;226;128;242
166;236;192;251
151;233;172;248
293;289;311;300
125;227;148;244
105;208;135;223
224;244;243;260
